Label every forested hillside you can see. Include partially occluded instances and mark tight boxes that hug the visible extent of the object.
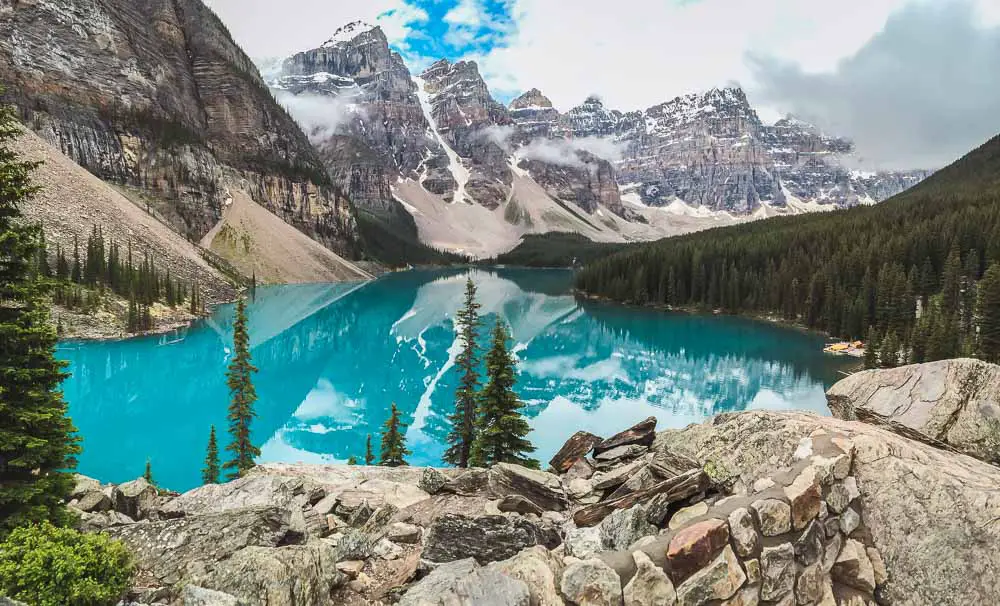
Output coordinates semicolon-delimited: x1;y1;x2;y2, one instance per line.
576;133;1000;367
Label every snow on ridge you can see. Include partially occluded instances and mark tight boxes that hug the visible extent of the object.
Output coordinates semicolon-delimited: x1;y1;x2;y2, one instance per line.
413;76;471;204
322;21;377;48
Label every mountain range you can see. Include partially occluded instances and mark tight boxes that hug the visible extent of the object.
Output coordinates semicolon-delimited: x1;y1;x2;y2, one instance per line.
267;21;930;257
0;4;932;270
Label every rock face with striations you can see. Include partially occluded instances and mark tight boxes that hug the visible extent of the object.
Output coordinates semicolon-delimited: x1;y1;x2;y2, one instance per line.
0;0;359;258
418;58;514;209
67;403;1000;605
274;22;440;216
827;358;1000;464
509;87;929;214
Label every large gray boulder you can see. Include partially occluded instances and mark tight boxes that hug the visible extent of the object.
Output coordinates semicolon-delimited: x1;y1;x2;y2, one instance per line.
106;506;294;590
827;358;1000;463
188;542;344;606
399;558;530;606
654;410;1000;606
423;513;559;565
488;464;569;512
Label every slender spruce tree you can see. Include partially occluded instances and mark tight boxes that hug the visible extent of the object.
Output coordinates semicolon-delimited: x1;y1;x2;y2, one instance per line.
36;228;50;278
977;263;1000;363
469;318;538;469
201;425;220;485
143;459;155;487
364;434;375;465
379;403;410;467
863;326;879;369
880;331;901;369
223;297;260;479
444;277;481;467
70;234;81;284
0;97;81;534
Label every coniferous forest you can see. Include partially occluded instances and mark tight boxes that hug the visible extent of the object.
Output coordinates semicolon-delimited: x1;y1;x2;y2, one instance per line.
576;133;1000;367
37;225;200;333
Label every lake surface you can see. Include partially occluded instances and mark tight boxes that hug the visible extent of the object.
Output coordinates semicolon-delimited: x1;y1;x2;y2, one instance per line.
58;268;850;491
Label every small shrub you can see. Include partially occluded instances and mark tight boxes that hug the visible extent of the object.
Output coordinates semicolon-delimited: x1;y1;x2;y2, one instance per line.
0;522;134;606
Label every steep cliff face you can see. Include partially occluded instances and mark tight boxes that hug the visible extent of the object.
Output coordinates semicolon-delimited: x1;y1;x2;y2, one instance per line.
0;0;359;258
418;59;514;210
276;22;437;213
508;88;560;137
548;87;929;213
618;88;776;213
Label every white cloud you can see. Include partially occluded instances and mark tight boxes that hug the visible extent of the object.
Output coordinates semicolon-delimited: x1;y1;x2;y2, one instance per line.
272;91;366;143
474;0;1000;113
202;0;427;59
517;136;626;168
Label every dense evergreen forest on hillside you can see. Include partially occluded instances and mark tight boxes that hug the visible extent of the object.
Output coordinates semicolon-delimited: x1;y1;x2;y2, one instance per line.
356;208;467;267
576;134;1000;367
492;233;627;268
40;226;200;332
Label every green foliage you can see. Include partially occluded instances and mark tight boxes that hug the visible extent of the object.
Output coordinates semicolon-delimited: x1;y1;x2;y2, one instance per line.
364;434;374;466
0;522;134;606
356;209;467;267
142;459;154;487
202;425;220;485
576;132;1000;366
0;97;81;534
47;224;190;332
379;403;410;467
492;232;627;268
444;278;482;468
347;456;358;465
978;263;1000;363
469;318;538;469
863;326;879;369
223;298;260;479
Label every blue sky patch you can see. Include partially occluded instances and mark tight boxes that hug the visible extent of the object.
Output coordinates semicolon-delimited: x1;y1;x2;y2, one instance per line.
380;0;516;71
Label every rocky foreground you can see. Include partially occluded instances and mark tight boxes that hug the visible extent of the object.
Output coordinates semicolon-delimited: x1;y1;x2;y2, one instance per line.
67;361;1000;606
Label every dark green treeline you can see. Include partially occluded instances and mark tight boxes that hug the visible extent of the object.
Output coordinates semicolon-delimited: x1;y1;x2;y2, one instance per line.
576;134;1000;367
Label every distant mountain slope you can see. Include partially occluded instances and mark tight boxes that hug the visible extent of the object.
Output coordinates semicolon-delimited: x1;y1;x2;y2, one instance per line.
575;132;1000;349
267;21;930;260
0;0;360;272
15;128;234;302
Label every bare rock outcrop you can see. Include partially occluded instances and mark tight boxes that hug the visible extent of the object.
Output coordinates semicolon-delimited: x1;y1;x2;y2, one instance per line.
655;410;1000;606
74;408;1000;605
827;358;1000;463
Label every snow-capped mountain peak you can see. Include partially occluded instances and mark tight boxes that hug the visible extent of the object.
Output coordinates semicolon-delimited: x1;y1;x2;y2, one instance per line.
322;21;378;48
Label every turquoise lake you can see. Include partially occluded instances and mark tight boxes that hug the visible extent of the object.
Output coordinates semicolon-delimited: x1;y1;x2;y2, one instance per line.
57;268;850;492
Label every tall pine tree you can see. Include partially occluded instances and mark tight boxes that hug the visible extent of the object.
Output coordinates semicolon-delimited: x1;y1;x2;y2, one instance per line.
444;278;481;467
223;297;259;479
0;99;81;533
977;263;1000;363
379;403;410;467
143;459;155;487
863;326;879;369
469;318;538;469
202;425;220;485
365;434;374;465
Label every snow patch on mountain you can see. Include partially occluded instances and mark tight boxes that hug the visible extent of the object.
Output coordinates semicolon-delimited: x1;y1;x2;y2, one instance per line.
414;76;470;204
322;21;377;48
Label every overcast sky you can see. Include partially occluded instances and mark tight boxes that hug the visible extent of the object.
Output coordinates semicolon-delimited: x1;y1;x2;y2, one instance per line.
204;0;1000;169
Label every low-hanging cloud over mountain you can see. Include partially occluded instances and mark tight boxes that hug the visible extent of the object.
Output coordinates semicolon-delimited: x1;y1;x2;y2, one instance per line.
272;91;365;144
477;125;625;169
748;1;1000;170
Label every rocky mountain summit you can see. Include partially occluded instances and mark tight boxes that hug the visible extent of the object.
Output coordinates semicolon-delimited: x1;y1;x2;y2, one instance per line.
65;361;1000;605
264;20;929;256
510;87;929;213
0;0;361;274
268;24;656;257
